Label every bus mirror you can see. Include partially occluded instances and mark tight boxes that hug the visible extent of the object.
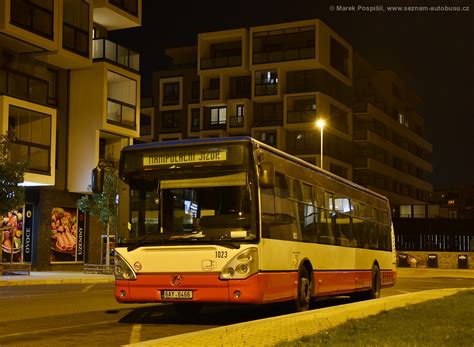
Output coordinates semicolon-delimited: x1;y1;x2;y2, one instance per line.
91;166;104;194
259;161;275;188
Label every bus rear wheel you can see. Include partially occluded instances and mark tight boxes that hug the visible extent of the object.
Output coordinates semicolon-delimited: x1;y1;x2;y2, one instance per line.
295;266;312;312
355;264;381;300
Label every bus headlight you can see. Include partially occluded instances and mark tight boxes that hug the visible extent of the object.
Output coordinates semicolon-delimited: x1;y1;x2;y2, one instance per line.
219;247;258;280
114;254;137;280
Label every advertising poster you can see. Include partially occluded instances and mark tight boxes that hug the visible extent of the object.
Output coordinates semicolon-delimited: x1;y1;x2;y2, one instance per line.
1;208;25;263
50;207;84;263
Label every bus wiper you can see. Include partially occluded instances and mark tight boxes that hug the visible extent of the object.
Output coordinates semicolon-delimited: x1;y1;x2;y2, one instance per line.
185;239;241;249
127;235;159;252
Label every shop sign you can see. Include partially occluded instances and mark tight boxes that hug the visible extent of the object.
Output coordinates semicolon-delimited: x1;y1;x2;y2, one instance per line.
23;204;34;263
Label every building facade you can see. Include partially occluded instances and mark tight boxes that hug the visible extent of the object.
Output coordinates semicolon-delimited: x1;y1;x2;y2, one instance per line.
0;0;141;270
148;19;433;213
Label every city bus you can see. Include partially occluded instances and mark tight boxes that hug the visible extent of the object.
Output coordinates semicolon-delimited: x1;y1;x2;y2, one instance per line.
111;137;396;314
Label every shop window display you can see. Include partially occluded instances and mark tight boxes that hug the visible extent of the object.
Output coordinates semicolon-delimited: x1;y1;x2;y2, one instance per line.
1;209;24;263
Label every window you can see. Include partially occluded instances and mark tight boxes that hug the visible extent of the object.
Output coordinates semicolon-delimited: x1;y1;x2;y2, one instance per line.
109;0;138;16
255;70;278;96
63;0;90;57
210;107;226;125
139;113;151;136
107;71;137;128
162;82;180;106
191;80;200;101
287;96;316;123
330;163;348;179
256;131;277;147
8;105;51;174
47;69;57;105
231;104;244;127
261;173;298;240
10;0;54;39
330;37;349;76
329;104;348;133
162;111;180;129
252;25;315;64
203;78;220;100
191;108;200;131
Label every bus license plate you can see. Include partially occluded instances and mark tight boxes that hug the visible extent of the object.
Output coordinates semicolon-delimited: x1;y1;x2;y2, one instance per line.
161;290;193;300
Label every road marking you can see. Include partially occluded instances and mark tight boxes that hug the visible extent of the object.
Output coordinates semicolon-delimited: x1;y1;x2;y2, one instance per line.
129;324;142;344
392;289;411;294
81;284;94;292
0;320;117;338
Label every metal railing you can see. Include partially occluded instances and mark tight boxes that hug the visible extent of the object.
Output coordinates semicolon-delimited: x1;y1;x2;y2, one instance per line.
201;55;242;70
93;38;139;71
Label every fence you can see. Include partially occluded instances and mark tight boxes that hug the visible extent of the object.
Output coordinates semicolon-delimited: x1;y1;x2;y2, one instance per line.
393;218;474;252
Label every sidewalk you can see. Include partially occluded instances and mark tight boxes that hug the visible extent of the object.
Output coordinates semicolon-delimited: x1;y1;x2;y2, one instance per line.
396;267;474;279
0;271;114;286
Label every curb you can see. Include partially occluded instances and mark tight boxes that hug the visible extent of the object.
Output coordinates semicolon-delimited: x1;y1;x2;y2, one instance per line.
124;288;472;347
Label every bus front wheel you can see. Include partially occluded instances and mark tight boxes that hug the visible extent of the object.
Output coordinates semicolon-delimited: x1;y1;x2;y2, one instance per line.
295;266;312;312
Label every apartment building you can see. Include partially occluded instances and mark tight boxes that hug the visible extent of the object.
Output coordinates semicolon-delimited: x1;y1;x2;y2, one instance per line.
0;0;141;270
149;19;433;212
353;55;433;208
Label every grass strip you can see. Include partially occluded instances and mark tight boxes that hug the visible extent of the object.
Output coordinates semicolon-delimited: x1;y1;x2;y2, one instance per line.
278;290;474;346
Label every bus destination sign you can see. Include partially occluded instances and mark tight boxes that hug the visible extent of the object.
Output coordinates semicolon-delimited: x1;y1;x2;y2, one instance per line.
143;149;227;166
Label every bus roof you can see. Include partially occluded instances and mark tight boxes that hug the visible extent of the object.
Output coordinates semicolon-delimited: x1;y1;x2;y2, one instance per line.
122;137;389;204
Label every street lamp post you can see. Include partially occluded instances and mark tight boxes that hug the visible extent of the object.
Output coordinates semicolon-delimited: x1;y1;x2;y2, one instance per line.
316;119;326;169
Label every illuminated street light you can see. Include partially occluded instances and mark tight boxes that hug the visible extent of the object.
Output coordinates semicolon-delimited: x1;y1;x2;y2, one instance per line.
315;119;326;169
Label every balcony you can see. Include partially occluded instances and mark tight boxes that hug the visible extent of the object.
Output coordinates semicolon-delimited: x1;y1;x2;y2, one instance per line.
252;25;316;65
255;83;278;96
0;0;57;53
200;55;242;70
0;69;48;106
0;96;56;186
93;38;139;72
287;110;315;124
93;0;141;30
229;115;244;128
253;102;283;126
253;47;315;65
203;88;220;100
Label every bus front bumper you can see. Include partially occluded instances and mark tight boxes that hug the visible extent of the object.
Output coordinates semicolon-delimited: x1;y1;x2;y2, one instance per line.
115;272;296;305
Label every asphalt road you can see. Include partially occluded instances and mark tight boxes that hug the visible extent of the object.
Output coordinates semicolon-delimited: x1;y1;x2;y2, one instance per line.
0;277;473;346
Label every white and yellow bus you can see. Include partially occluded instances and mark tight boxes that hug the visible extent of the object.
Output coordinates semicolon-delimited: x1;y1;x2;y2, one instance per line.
112;137;396;314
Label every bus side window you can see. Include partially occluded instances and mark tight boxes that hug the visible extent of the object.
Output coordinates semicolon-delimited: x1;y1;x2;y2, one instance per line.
301;184;316;242
261;173;296;241
316;207;335;245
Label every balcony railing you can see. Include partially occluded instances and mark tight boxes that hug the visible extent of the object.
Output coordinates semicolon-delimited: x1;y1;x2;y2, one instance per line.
253;47;315;64
287;110;315;123
107;99;136;129
201;55;242;70
93;38;139;72
109;0;138;16
229;116;244;128
203;88;220;100
0;69;48;105
10;141;50;174
255;83;278;96
11;0;53;39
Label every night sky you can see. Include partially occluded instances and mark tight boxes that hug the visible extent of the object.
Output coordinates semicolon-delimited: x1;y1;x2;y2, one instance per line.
110;0;473;190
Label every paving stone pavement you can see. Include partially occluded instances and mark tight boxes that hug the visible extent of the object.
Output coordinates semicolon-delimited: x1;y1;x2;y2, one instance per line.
126;287;472;347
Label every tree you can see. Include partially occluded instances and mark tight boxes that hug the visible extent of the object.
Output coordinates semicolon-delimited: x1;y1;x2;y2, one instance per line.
77;165;118;267
0;130;27;216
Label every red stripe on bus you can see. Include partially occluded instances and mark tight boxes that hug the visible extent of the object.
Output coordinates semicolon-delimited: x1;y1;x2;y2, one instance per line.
114;269;396;304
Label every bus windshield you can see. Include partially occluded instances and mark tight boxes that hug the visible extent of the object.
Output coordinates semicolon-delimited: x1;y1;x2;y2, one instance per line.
121;171;256;248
